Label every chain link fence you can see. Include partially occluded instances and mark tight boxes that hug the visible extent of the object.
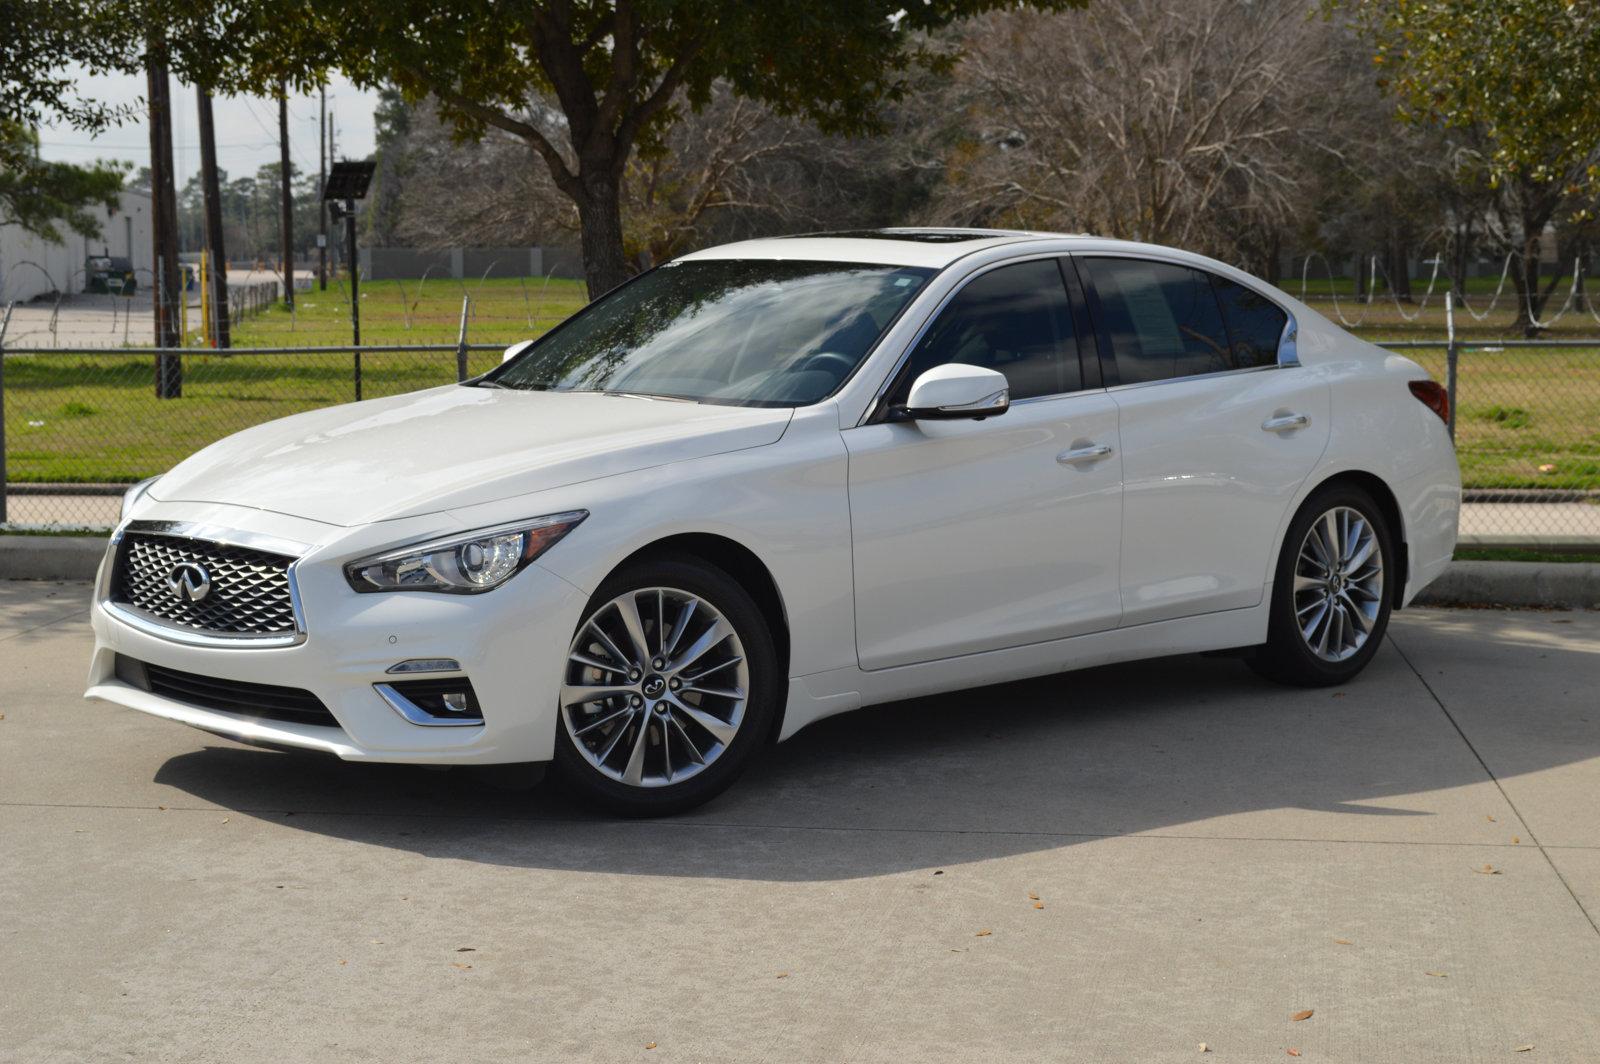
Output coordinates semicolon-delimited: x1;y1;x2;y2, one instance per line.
2;326;1597;545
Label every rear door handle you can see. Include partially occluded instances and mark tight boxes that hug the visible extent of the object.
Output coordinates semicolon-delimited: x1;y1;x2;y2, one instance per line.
1057;444;1114;465
1261;413;1309;433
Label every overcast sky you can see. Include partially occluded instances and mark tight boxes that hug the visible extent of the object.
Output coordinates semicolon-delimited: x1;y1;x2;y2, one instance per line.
37;69;382;190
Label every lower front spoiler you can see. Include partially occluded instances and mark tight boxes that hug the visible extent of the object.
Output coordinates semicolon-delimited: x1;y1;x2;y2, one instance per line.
86;680;359;758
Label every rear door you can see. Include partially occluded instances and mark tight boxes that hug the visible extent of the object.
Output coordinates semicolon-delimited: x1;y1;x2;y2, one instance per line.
844;257;1123;669
1078;256;1329;627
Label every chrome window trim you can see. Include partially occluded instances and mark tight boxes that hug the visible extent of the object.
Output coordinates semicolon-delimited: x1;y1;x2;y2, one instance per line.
99;519;311;649
1278;312;1301;367
1102;361;1283;395
856;249;1097;427
373;683;485;728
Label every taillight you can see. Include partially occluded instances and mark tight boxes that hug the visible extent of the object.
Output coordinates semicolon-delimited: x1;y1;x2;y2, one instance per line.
1408;379;1450;425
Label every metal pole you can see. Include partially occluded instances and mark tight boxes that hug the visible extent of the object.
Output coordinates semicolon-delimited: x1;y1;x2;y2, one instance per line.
1445;278;1457;442
318;85;327;291
277;84;295;310
456;295;470;381
0;301;11;525
348;201;361;400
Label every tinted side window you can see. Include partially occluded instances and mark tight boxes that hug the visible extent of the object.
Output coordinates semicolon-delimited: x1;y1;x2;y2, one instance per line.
897;259;1080;402
1084;258;1231;384
1211;275;1288;369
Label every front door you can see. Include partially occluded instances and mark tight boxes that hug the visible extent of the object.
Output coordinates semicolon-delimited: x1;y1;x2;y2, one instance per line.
845;257;1123;670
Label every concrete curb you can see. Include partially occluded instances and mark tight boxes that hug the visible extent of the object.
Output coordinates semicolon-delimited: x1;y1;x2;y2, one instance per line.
0;538;1596;609
1411;560;1600;610
0;535;107;582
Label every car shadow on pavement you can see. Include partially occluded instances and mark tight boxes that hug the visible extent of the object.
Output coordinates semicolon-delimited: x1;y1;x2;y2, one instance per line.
149;616;1600;882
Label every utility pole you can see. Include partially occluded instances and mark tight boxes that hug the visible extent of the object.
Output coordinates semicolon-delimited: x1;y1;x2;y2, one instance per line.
278;83;294;309
327;109;337;278
318;85;328;291
145;37;182;396
196;87;230;348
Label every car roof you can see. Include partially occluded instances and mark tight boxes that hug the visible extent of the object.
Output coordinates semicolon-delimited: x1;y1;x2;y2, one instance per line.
679;228;1065;269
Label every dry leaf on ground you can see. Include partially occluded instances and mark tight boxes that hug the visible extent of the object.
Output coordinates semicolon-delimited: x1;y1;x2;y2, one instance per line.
1287;1050;1302;1058
1198;1043;1209;1053
1514;1046;1534;1053
1027;890;1039;900
456;947;476;952
1425;971;1448;978
1333;938;1353;945
1291;1010;1314;1022
975;929;992;937
776;972;788;979
451;962;472;970
645;1043;658;1050
1512;837;1521;845
1033;902;1045;909
1475;864;1502;875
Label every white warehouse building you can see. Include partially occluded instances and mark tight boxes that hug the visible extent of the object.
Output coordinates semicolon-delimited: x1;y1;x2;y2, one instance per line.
0;189;153;304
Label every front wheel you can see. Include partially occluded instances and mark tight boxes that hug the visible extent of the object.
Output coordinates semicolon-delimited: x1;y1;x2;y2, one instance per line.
552;555;780;816
1248;485;1394;687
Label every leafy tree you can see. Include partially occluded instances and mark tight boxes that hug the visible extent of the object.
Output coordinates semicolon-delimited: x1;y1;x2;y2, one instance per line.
0;1;135;241
1342;0;1600;329
197;0;1084;297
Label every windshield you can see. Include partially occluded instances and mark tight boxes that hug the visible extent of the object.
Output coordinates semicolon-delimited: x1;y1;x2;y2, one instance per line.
484;259;935;407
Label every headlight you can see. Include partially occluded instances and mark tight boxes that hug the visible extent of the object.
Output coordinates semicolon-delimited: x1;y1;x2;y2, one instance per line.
120;475;162;521
344;511;587;594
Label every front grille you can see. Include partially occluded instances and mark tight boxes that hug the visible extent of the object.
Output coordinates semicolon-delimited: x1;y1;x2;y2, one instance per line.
115;655;337;728
112;532;298;637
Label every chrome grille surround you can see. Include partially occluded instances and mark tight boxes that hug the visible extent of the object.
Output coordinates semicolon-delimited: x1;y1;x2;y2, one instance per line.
101;520;310;648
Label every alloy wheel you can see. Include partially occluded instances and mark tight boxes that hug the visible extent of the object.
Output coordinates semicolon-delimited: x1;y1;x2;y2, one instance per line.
1292;506;1385;663
561;586;749;788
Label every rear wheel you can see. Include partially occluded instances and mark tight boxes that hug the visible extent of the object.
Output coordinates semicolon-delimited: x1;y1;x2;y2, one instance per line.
1248;484;1394;687
552;555;779;816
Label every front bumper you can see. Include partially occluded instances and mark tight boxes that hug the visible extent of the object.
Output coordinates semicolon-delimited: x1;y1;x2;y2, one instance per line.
85;518;589;765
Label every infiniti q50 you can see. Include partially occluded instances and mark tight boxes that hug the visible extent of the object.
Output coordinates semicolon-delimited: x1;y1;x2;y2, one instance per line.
89;230;1460;814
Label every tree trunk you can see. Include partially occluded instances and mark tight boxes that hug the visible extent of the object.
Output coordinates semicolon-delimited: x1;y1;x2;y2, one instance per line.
574;177;632;300
1392;243;1413;302
1513;231;1543;335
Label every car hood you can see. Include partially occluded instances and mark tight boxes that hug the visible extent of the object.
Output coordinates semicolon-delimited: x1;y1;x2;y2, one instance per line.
150;386;794;526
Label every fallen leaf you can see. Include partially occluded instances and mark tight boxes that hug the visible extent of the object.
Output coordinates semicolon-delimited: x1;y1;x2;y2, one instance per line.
157;805;167;811
975;929;992;937
1333;938;1353;946
455;947;476;952
220;817;229;824
948;948;968;953
645;1043;657;1050
1475;864;1502;875
338;959;347;966
1291;1009;1314;1022
1425;971;1448;978
1198;1043;1209;1053
932;870;944;876
1033;902;1045;910
1331;692;1346;698
1287;1050;1302;1058
1538;463;1557;474
776;972;788;979
451;962;472;971
1514;1046;1534;1053
1512;836;1521;845
1487;815;1497;823
1027;890;1040;900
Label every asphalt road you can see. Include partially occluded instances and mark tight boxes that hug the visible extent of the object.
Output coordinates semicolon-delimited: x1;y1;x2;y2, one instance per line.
3;581;1598;1062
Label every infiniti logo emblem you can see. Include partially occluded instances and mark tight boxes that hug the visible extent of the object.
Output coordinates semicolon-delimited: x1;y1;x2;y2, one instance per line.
167;562;212;604
642;675;666;697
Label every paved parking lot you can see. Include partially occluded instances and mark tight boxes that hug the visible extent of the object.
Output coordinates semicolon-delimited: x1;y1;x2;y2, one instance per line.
3;580;1597;1062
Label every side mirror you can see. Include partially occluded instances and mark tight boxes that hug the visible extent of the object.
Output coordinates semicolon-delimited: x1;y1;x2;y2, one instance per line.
502;339;536;364
897;364;1010;421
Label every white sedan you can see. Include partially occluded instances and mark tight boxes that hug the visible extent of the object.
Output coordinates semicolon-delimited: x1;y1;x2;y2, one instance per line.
89;230;1460;814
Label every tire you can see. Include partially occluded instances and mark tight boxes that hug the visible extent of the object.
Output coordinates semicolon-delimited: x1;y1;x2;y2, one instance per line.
552;554;780;816
1247;483;1395;687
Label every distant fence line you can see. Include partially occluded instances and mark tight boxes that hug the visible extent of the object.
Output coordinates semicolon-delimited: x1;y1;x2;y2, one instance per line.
1;322;1597;541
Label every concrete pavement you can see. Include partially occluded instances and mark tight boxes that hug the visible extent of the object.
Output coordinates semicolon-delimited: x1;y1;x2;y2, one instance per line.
2;582;1598;1062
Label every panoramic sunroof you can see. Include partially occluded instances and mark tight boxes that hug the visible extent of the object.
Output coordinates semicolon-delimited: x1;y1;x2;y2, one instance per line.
790;229;1016;244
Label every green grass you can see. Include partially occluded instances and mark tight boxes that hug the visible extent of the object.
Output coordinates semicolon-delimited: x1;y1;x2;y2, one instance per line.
222;276;589;348
4;274;1599;489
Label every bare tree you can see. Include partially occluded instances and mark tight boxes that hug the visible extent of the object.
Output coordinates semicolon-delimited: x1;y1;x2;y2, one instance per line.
913;0;1341;269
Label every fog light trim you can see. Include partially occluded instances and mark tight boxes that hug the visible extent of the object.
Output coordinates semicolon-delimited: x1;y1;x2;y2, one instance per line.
374;681;485;728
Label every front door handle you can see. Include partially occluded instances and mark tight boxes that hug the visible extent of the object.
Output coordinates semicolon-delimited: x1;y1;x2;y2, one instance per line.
1057;443;1114;465
1261;413;1309;433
